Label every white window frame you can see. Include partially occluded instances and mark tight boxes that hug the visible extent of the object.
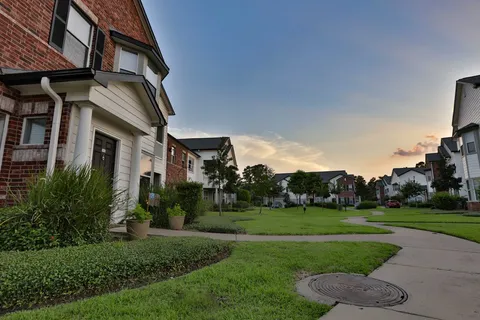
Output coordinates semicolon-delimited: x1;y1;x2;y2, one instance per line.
119;48;139;74
20;116;48;145
65;5;93;67
467;141;476;154
140;151;154;185
0;113;9;170
188;156;194;172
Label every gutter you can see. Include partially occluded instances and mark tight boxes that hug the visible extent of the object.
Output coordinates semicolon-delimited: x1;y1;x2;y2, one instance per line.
41;77;63;175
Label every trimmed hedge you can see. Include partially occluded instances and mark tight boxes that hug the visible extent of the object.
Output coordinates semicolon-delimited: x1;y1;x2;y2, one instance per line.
176;182;204;224
408;202;433;208
431;192;466;210
0;237;231;312
185;216;248;234
356;201;377;210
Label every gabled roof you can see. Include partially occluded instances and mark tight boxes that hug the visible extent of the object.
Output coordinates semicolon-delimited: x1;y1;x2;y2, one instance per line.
178;137;228;151
168;134;200;157
425;153;442;162
382;175;392;185
438;145;449;158
392;167;426;177
441;137;458;152
0;68;166;125
452;76;480;134
273;170;348;183
454;123;479;137
458;75;480;86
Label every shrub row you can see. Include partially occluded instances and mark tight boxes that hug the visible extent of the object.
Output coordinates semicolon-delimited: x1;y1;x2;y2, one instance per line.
356;201;377;210
313;202;339;209
185;216;247;234
431;192;467;210
0;237;231;312
408;202;434;208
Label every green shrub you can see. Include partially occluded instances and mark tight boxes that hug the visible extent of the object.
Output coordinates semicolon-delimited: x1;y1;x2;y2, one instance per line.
127;204;152;223
147;184;178;228
432;192;458;210
185;216;246;234
0;237;231;311
314;202;338;209
237;189;251;203
176;181;203;224
356;201;377;210
233;201;250;209
0;165;121;251
167;203;186;217
408;202;433;208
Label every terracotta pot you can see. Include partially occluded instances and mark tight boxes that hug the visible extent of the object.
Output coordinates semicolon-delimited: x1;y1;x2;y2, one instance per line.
169;216;185;230
126;219;151;240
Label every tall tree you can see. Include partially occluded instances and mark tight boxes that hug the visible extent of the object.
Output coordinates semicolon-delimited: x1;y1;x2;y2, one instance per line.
223;165;240;202
329;181;344;204
305;172;323;204
400;180;424;202
316;183;331;206
367;177;378;201
267;178;284;207
202;145;234;216
242;164;276;214
431;158;462;192
354;175;369;200
287;170;307;206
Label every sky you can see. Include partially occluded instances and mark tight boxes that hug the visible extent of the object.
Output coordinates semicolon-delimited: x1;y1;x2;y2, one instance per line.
143;0;480;178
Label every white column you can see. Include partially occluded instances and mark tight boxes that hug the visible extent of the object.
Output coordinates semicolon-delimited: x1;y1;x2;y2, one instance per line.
129;133;142;208
214;188;219;204
73;104;93;167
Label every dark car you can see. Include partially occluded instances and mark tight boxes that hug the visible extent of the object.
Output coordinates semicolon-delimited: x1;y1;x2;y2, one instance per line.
385;200;401;208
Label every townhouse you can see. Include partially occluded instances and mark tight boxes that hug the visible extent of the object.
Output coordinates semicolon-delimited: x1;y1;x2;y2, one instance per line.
0;0;174;220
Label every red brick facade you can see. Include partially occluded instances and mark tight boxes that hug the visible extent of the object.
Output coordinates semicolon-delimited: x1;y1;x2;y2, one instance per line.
337;175;356;204
0;0;156;204
166;134;188;184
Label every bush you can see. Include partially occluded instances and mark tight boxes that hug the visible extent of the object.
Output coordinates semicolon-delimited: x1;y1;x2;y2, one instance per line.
0;165;121;251
174;181;203;224
408;202;433;208
432;192;458;210
237;189;251;203
313;202;338;209
167;203;186;217
143;184;178;229
127;204;152;223
185;216;246;234
234;201;250;209
0;237;231;312
356;201;377;210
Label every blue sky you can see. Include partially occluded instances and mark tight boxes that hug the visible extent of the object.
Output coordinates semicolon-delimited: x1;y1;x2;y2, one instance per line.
143;0;480;178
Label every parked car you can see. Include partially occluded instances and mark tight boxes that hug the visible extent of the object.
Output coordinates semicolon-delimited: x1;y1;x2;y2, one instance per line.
385;200;401;208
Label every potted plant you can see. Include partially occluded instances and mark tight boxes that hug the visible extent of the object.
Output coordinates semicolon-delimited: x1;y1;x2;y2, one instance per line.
126;204;152;240
168;203;186;230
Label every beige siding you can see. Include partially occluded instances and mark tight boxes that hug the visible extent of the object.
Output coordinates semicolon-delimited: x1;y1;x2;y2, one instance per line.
458;85;480;128
89;82;152;134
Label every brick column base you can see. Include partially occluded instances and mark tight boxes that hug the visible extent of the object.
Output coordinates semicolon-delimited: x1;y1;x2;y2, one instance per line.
467;202;480;211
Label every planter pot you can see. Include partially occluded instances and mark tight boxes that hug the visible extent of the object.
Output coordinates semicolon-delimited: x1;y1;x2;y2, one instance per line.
169;216;185;230
126;219;151;240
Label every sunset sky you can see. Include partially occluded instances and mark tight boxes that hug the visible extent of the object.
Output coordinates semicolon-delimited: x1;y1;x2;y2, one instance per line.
144;0;480;179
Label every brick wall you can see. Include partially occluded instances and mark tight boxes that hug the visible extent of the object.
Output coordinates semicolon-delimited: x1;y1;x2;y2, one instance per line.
166;135;188;184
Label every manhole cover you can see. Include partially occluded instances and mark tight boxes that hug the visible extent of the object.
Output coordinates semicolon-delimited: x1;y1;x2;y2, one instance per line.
297;273;408;307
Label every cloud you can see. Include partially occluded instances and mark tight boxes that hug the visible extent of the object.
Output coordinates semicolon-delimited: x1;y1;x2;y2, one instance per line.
392;135;438;157
168;128;329;173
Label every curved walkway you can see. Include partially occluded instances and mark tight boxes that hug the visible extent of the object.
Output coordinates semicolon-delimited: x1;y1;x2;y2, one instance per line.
111;214;480;320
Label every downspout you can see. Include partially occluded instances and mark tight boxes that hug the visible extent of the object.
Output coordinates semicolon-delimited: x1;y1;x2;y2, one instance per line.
41;77;63;175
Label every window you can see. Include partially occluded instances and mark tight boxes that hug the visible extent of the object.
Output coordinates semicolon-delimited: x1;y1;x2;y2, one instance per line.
92;28;106;70
467;142;476;154
140;153;153;179
49;2;93;67
146;63;159;95
188;157;194;172
22;117;47;145
156;126;164;143
119;49;138;74
170;146;176;163
182;152;186;168
153;173;162;187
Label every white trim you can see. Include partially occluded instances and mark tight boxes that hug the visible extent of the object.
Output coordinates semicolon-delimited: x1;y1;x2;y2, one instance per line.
20;116;48;146
0;113;9;170
90;127;122;193
119;48;139;74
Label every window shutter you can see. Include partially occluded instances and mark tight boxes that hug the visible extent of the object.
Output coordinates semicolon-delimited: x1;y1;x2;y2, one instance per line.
93;28;106;70
49;0;72;51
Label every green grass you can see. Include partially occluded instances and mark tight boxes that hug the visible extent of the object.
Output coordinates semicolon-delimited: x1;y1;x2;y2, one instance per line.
4;241;399;320
367;207;480;243
202;207;390;235
185;215;250;234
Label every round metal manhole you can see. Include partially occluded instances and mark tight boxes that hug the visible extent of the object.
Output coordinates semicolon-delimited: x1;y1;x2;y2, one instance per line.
299;273;408;307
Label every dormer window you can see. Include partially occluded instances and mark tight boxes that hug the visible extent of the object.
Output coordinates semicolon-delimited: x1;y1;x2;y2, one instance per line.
146;62;159;95
119;49;138;74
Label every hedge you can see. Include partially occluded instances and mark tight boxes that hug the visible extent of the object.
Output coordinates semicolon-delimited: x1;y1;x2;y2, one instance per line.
185;216;248;234
314;202;338;209
237;189;251;203
176;182;204;224
356;201;377;210
431;192;462;210
0;237;231;312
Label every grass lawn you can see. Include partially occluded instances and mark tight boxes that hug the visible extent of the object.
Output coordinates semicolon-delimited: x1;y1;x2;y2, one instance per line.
197;207;390;235
367;207;480;243
4;241;399;320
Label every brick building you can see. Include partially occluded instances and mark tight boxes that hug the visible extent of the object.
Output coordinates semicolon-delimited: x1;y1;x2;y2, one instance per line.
0;0;174;219
166;134;200;184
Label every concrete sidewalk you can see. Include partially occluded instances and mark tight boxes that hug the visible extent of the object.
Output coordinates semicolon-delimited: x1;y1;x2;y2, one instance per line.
111;216;480;319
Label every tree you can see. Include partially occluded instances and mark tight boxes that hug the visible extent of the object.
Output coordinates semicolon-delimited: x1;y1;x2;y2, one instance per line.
431;158;462;192
316;183;331;206
354;176;369;201
267;178;284;208
329;181;344;204
367;177;378;201
202;145;234;216
287;170;307;206
305;172;323;204
415;161;426;168
242;164;276;214
223;165;240;203
400;180;424;202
